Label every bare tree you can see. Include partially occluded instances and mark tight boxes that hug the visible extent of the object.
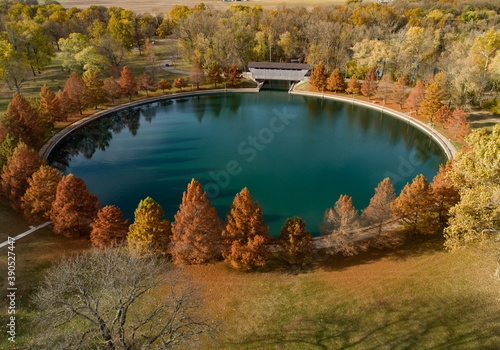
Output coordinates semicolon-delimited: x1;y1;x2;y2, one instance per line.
33;247;215;350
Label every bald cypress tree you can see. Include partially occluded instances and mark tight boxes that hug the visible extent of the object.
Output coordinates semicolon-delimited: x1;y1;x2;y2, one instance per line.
90;205;129;247
40;85;65;122
278;216;314;267
222;187;270;270
119;66;137;101
308;62;328;92
361;68;377;100
361;178;396;234
405;81;425;114
64;72;94;115
171;179;222;264
327;69;346;93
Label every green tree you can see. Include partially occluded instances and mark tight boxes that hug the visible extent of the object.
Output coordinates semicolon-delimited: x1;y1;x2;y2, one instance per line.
83;70;108;109
127;197;172;255
278;216;314;267
444;126;500;250
206;61;223;88
0;134;21;171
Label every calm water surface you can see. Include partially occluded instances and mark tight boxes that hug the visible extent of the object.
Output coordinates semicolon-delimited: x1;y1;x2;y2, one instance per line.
49;91;447;236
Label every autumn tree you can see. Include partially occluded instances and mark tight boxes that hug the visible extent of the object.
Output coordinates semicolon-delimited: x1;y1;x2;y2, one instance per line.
40;85;65;123
222;187;270;270
173;76;188;91
320;195;364;256
127;197;172;255
119;65;137;101
327;69;346;93
226;64;242;87
444;125;500;250
206;61;223;88
405;81;425;115
109;64;121;78
144;40;161;81
446;109;471;141
345;76;361;97
377;74;394;104
64;72;95;115
50;174;101;237
157;78;172;93
56;89;72;118
278;216;314;267
392;174;435;234
430;163;460;225
1;143;44;209
83;69;108;109
90;205;129;247
0;134;21;171
21;165;61;224
189;59;205;90
171;179;222;264
137;72;156;96
0;93;46;147
103;77;121;103
391;77;409;109
419;82;445;121
308;62;328;92
434;105;452;125
361;177;396;235
361;68;377;100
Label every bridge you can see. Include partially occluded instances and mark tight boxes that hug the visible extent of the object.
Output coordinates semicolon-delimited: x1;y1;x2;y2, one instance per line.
248;62;310;83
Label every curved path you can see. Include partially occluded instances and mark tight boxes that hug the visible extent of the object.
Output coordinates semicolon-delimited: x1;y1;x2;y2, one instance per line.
290;85;457;160
160;58;190;75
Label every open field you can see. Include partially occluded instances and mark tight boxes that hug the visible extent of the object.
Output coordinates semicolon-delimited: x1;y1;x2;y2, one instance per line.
58;0;353;14
1;207;500;349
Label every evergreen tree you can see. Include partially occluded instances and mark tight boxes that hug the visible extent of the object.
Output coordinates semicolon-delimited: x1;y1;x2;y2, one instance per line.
64;72;95;115
90;205;129;247
308;62;328;91
361;178;396;234
361;68;377;100
1;93;46;147
119;66;137;101
137;72;156;96
171;179;222;264
1;143;44;209
83;69;108;109
345;76;361;97
392;174;435;234
127;197;171;255
226;64;242;87
189;59;205;89
103;77;121;103
50;174;101;237
206;61;223;88
21;165;61;224
222;187;270;270
278;216;314;267
405;81;425;115
327;69;346;93
157;79;172;93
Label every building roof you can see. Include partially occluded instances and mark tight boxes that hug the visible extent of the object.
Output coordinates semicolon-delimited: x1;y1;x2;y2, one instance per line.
248;62;309;70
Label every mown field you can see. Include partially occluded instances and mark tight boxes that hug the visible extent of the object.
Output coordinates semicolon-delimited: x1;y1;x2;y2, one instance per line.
1;202;500;349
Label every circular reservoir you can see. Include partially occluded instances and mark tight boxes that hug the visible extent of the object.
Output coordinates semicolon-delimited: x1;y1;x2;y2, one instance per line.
48;91;447;236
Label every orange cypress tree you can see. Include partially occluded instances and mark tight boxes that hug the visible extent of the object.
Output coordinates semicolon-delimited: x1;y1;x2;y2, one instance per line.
392;174;434;234
1;94;46;148
327;69;346;93
173;76;188;91
21;165;61;224
222;187;270;270
446;109;471;141
405;81;425;115
64;72;95;115
50;174;101;237
127;197;171;255
137;72;156;96
345;76;361;97
308;62;328;91
40;85;65;122
376;74;394;104
90;205;129;247
103;77;122;103
434;105;452;125
119;66;137;101
83;70;108;109
430;163;460;224
171;179;222;264
226;64;242;87
361;68;377;100
420;82;445;121
157;78;172;93
1;143;45;209
56;89;71;120
391;76;409;108
361;177;396;234
278;216;314;267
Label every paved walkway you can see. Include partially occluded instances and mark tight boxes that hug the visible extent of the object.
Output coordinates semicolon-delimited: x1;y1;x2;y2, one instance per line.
0;221;52;248
160;58;190;75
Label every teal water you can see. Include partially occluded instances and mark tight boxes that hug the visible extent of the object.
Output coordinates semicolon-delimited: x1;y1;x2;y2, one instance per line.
48;91;447;236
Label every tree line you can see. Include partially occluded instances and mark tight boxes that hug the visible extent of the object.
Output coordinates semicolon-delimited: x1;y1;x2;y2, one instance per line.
0;1;498;108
